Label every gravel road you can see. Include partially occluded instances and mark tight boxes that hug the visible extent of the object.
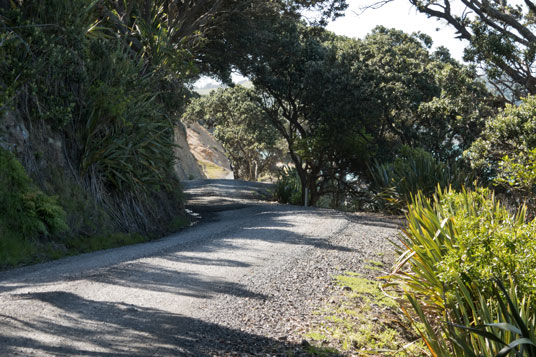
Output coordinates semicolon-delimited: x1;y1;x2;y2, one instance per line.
0;179;401;356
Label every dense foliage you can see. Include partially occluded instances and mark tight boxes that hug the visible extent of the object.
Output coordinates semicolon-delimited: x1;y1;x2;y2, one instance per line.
390;187;536;355
336;0;536;101
0;1;192;235
212;22;494;207
237;23;376;205
465;95;536;214
359;28;495;163
0;148;68;266
369;147;472;212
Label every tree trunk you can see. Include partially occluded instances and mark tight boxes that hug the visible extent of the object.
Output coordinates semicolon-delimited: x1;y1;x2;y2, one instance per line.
308;179;319;206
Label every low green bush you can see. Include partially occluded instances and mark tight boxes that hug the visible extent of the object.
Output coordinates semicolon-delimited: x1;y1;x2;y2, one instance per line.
0;148;68;267
389;186;536;355
0;148;68;238
369;147;471;212
273;166;302;205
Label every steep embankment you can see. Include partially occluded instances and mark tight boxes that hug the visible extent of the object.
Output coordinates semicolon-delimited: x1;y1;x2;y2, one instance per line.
174;122;206;181
0;3;236;270
186;122;233;179
174;121;235;181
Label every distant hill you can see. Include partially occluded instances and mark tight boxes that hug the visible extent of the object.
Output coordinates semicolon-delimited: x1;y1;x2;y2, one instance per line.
193;80;253;96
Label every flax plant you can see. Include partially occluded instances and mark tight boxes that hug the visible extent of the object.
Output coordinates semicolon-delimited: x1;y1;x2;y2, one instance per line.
388;187;536;356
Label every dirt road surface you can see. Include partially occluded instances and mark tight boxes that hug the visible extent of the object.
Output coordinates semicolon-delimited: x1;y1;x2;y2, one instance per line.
0;179;399;356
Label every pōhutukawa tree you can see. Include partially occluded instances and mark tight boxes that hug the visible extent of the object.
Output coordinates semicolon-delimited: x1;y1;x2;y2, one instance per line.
359;27;497;163
233;21;378;206
237;23;496;205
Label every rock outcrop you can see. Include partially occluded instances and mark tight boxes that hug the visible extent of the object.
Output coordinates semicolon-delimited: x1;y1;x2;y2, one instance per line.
186;122;233;179
174;122;206;181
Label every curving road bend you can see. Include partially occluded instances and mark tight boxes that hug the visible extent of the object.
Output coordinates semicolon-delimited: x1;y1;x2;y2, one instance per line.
0;179;400;356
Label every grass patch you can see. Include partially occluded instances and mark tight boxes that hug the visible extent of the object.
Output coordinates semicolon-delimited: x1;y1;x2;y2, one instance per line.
363;260;386;272
304;345;341;356
365;260;384;267
0;232;149;270
199;159;230;179
0;234;39;268
303;272;424;356
64;233;148;254
305;331;329;342
363;265;383;272
168;215;190;231
335;273;397;309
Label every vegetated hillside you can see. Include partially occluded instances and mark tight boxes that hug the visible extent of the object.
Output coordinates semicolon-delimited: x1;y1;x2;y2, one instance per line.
0;2;199;268
193;79;253;96
0;0;338;268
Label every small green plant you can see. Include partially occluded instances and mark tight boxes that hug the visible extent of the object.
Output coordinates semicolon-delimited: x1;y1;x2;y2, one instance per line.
274;165;302;204
0;148;68;267
168;216;190;232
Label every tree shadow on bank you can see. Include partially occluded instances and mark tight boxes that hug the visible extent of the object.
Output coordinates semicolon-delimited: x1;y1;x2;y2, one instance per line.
0;291;327;356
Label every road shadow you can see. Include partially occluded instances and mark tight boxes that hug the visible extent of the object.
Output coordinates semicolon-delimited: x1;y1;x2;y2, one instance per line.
0;206;358;297
88;263;266;300
0;291;324;356
344;212;404;230
75;208;352;299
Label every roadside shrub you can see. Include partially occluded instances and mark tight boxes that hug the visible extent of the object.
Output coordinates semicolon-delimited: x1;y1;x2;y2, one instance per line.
389;187;536;355
0;148;68;267
0;148;68;238
403;278;536;356
369;147;471;212
466;95;536;183
493;148;536;216
274;166;302;205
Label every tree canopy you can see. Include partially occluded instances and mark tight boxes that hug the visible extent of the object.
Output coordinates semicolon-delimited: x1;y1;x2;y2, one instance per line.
208;21;495;205
357;0;536;100
360;27;496;162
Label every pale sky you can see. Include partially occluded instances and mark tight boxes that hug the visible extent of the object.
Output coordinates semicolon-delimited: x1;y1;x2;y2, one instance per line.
325;0;468;61
196;0;469;87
